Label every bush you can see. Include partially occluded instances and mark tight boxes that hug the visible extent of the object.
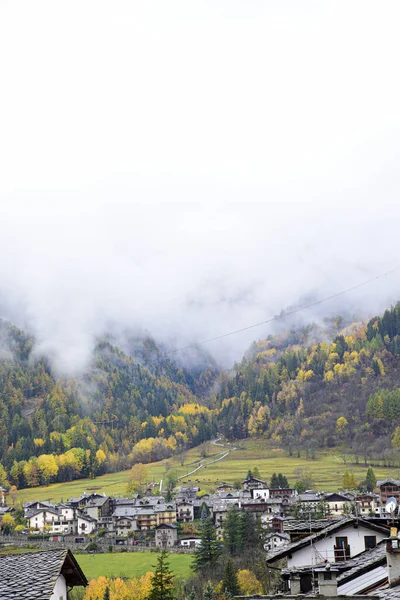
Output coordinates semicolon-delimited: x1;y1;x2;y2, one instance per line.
86;542;100;553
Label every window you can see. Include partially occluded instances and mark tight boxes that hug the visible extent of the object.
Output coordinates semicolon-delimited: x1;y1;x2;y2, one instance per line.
364;536;377;550
335;536;350;561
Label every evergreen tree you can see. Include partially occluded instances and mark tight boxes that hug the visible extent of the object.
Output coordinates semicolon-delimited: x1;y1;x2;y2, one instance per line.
253;466;261;479
223;508;242;555
103;587;110;600
221;558;241;597
240;511;258;553
277;473;289;488
270;473;279;488
188;586;197;600
200;503;209;524
148;550;175;600
365;467;377;492
246;469;253;480
193;517;222;572
203;581;216;600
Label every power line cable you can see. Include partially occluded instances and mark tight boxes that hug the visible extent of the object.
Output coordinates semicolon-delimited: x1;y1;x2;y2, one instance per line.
168;265;400;355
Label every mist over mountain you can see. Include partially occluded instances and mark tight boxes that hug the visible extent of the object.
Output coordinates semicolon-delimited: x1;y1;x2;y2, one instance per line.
0;2;400;373
1;202;400;375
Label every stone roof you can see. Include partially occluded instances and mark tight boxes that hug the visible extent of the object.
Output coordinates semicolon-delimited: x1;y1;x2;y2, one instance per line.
298;493;323;502
112;506;138;518
85;497;108;508
377;480;400;487
155;523;177;529
337;543;386;584
0;549;87;599
284;518;334;532
377;588;400;600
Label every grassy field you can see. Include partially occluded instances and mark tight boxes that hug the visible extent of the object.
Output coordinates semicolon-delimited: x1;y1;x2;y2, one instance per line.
12;437;400;505
75;551;193;580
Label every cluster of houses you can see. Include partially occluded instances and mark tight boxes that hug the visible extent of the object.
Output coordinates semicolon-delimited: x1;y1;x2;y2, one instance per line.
4;478;400;598
2;476;399;552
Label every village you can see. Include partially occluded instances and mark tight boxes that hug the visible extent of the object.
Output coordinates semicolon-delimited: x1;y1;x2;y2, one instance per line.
2;476;400;553
1;474;398;549
3;472;400;598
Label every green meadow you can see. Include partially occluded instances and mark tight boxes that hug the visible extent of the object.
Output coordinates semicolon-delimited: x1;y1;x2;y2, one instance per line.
75;551;193;581
12;437;400;505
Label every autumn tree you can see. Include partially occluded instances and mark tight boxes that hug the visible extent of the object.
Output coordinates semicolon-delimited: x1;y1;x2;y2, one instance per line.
0;464;9;488
127;463;148;495
343;470;358;490
1;512;15;534
336;416;349;435
237;570;263;595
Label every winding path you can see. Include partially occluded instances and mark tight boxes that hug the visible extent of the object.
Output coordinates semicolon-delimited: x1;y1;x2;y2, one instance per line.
176;438;237;481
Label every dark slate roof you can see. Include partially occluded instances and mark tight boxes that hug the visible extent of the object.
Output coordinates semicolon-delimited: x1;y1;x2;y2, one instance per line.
266;517;389;563
0;549;87;599
325;492;353;502
284;518;334;532
377;588;400;600
155;523;178;529
377;480;400;486
337;543;386;584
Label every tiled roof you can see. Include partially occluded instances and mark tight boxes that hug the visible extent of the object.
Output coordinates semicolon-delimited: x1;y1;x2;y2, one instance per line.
0;549;87;599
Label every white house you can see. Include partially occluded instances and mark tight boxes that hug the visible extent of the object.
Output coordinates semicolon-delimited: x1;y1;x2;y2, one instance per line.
325;493;353;516
176;500;195;522
264;531;290;551
266;517;389;568
179;537;202;548
252;488;270;501
77;513;97;534
27;508;61;533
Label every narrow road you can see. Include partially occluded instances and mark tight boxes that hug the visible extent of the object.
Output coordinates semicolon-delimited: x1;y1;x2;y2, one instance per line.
177;437;237;480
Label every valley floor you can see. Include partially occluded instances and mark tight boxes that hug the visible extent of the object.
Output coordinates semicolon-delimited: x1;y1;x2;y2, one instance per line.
75;551;193;580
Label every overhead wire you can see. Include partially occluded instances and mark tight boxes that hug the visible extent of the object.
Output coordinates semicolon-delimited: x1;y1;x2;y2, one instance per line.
167;265;400;355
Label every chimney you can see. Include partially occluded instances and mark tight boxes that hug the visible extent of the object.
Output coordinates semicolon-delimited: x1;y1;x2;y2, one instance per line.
386;531;400;587
316;564;339;597
290;574;301;595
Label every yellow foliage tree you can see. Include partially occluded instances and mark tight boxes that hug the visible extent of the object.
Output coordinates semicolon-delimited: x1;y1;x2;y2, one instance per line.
237;570;262;595
127;463;148;495
37;454;59;485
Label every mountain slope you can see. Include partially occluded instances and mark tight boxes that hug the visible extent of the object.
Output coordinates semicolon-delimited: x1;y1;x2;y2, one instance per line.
213;304;400;464
0;320;218;489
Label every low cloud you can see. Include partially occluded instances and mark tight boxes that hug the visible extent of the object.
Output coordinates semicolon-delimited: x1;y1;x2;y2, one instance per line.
0;2;400;372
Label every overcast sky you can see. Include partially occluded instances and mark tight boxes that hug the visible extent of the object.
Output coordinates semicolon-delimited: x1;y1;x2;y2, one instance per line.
0;1;400;372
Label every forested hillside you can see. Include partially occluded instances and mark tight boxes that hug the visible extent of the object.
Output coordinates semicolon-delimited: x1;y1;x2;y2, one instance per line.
2;303;400;492
214;304;400;465
0;320;218;489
